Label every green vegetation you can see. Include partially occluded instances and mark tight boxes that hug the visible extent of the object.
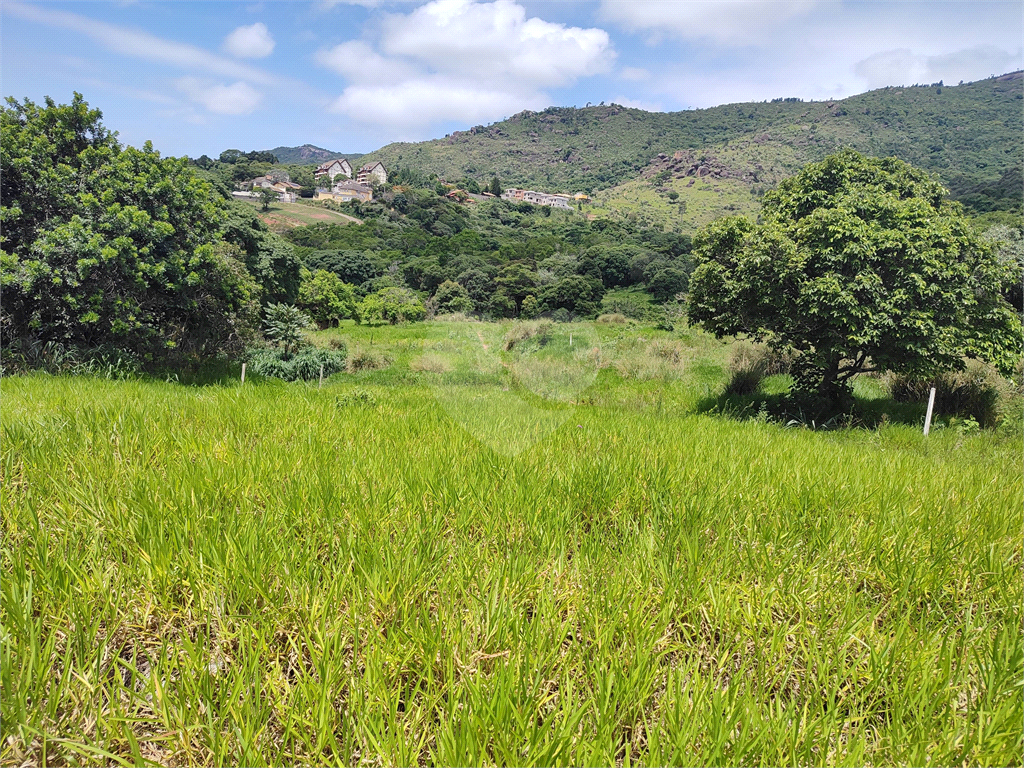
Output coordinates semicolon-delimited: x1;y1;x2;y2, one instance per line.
3;319;1021;765
0;95;262;366
241;199;363;230
3;65;1023;768
342;73;1022;226
688;151;1021;406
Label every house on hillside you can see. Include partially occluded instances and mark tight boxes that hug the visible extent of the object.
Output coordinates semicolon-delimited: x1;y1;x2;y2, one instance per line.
356;161;387;186
316;180;373;203
503;188;571;209
314;158;352;182
246;176;300;202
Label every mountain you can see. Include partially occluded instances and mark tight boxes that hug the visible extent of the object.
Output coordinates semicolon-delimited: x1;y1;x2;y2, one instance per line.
351;72;1021;215
267;143;365;166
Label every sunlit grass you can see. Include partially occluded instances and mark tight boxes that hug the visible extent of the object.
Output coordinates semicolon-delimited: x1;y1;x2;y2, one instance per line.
2;320;1021;766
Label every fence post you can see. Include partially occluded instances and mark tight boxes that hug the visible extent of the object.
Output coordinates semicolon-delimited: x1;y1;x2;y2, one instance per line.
923;386;936;435
241;362;246;384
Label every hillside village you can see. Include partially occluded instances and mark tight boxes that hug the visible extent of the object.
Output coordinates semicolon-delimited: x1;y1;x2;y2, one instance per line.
314;158;387;203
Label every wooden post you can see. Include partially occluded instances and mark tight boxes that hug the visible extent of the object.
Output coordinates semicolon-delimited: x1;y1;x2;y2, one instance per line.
923;386;936;435
241;362;246;384
319;364;325;390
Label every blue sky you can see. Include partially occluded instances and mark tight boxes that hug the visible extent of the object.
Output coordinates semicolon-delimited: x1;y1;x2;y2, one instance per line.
3;1;1021;158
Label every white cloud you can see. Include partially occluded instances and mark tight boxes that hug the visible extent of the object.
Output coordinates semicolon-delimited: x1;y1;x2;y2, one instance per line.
223;22;275;59
619;66;650;82
176;78;264;115
329;78;543;127
599;0;819;43
609;95;663;112
5;1;282;86
855;45;1022;89
319;0;615;130
316;40;418;85
381;0;614;88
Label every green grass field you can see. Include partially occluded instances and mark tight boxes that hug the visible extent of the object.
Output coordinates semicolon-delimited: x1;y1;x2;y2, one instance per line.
241;199;362;231
2;320;1021;766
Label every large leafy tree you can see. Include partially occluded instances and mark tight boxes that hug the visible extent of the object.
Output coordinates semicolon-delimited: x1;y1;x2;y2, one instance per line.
297;269;359;327
1;94;260;363
688;150;1020;403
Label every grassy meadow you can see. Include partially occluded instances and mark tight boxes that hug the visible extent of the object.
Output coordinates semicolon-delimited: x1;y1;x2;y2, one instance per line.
2;319;1021;766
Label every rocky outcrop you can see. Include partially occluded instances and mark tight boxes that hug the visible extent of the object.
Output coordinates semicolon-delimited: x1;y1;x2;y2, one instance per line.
641;150;760;183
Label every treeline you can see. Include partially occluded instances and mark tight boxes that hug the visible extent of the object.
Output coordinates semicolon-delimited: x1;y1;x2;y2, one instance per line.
286;187;693;323
0;95;693;373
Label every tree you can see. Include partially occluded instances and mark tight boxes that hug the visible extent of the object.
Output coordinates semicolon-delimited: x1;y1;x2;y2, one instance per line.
457;268;492;307
219;203;302;305
1;94;260;364
430;280;474;315
536;275;603;318
263;303;310;354
688;150;1021;405
297;269;359;328
488;177;502;197
359;288;426;325
647;267;689;302
494;262;538;308
258;185;278;211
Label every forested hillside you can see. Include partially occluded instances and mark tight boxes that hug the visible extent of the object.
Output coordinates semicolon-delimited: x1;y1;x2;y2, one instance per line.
295;73;1022;218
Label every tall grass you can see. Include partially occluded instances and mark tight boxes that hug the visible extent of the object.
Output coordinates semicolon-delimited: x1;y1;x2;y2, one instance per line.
2;323;1021;766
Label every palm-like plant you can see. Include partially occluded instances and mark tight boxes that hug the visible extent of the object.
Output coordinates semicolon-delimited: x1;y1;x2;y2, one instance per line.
263;304;310;354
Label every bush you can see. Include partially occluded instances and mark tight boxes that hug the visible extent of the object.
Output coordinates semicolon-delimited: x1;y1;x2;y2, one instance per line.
725;342;794;396
264;304;311;353
360;288;426;325
596;313;628;324
347;348;392;372
246;345;347;382
884;358;1017;428
1;95;262;365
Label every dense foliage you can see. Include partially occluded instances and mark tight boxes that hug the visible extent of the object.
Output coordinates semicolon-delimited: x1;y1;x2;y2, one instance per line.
0;95;262;365
246;345;347;381
688;150;1022;404
297;269;360;327
284;188;692;321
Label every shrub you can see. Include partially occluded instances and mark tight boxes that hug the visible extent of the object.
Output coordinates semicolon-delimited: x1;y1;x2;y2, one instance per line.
347;348;392;372
647;267;689;302
884;358;1017;428
596;313;628;324
246;345;347;382
264;304;311;353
